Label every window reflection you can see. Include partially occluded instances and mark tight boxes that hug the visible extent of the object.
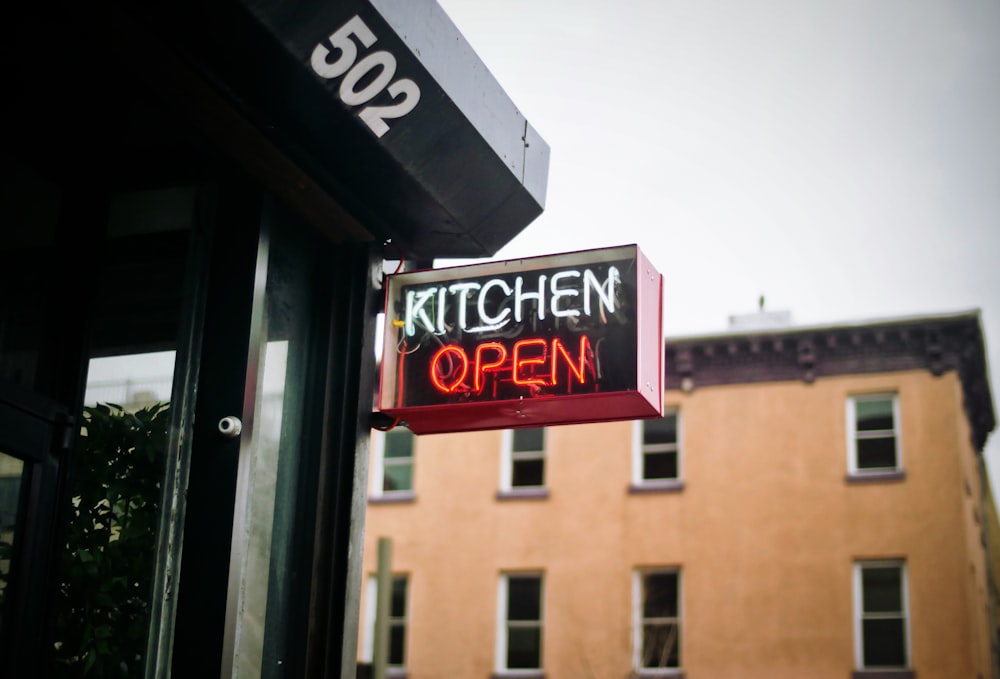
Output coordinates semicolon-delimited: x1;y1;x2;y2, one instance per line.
52;352;175;677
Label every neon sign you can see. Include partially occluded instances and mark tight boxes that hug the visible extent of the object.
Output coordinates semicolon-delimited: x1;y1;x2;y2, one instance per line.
378;245;664;434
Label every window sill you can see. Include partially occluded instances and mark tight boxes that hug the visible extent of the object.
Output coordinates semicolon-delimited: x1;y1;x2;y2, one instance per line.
852;670;914;679
368;491;416;504
496;487;549;501
628;480;685;494
491;672;545;679
846;470;906;484
634;671;684;679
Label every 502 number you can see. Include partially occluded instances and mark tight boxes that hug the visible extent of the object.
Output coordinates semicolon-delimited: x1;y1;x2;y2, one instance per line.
311;15;421;138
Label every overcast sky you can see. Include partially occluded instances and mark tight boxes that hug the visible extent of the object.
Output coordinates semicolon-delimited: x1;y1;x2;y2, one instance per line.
436;0;1000;492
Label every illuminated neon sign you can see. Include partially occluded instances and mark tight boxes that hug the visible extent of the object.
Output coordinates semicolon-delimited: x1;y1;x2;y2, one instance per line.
378;245;663;434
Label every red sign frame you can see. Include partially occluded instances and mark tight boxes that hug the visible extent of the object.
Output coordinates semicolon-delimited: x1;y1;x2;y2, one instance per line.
377;244;663;434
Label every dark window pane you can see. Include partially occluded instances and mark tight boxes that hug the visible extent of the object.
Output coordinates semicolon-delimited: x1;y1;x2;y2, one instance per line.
508;577;541;620
385;429;414;459
862;618;906;667
856;399;894;432
383;463;412;492
507;627;541;669
391;577;407;618
642;623;679;668
512;458;544;487
512;427;544;452
857;437;897;469
643;451;677;480
862;567;902;613
643;572;678;618
644;414;677;446
388;623;406;666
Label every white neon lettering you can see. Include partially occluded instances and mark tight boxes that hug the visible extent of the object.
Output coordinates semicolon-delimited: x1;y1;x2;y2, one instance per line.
405;287;438;336
514;274;547;323
400;265;624;336
436;286;447;334
549;270;581;318
583;267;619;316
448;281;481;330
469;278;512;333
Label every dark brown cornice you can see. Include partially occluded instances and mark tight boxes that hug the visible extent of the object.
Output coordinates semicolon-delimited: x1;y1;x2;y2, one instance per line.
665;310;996;451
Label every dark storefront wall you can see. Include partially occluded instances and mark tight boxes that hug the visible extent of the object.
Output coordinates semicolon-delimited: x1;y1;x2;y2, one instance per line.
0;27;377;679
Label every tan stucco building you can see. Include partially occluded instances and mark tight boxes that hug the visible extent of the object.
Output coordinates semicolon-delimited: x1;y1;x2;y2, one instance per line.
359;310;998;679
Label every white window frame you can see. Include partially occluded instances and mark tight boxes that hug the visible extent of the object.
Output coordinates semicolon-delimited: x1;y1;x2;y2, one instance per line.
846;393;902;475
853;560;911;670
632;568;682;674
361;574;409;670
631;409;682;487
370;427;415;498
495;572;544;674
500;428;546;491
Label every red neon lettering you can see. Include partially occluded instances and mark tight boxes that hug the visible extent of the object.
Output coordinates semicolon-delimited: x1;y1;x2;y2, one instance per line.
429;345;468;393
551;335;592;385
512;338;548;386
474;342;508;393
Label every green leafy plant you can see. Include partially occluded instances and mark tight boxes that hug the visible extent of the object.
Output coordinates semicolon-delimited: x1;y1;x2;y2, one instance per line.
53;402;168;678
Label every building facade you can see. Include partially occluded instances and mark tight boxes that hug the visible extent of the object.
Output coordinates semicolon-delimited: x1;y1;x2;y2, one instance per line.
360;310;998;679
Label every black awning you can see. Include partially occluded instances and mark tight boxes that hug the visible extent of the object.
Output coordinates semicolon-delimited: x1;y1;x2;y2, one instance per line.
169;0;550;258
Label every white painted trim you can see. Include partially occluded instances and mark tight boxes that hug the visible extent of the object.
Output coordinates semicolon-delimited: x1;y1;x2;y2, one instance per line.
633;409;681;485
853;559;910;669
494;575;508;673
846;393;901;474
361;576;376;663
370;430;386;497
633;567;682;672
500;429;514;491
500;428;546;491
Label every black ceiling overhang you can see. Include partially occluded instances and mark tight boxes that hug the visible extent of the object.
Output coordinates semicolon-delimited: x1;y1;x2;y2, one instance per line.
148;0;550;259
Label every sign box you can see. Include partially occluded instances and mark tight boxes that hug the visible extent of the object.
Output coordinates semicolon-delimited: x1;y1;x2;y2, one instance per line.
378;244;663;434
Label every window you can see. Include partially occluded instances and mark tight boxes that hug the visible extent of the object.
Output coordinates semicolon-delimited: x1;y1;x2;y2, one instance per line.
632;410;681;489
633;569;681;673
847;394;901;475
854;561;910;671
361;574;409;671
500;428;546;496
496;574;544;673
371;427;415;499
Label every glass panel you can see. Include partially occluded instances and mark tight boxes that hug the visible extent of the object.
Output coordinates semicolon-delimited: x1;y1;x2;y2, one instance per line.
856;399;894;432
383;462;413;492
642;622;679;668
390;576;407;618
507;576;541;621
862;567;902;613
644;572;678;618
388;624;406;666
506;627;541;669
0;452;25;636
512;428;544;453
54;352;176;677
857;437;897;469
644;414;677;446
384;429;414;459
862;618;906;667
643;451;678;480
230;207;328;677
511;458;545;487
